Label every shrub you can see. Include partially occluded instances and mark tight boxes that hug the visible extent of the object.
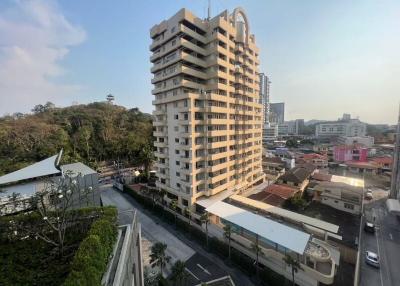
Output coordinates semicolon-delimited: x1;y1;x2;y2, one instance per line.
63;209;118;286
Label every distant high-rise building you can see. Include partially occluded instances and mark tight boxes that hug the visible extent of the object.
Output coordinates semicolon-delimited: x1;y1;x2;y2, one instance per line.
259;73;270;124
270;102;285;124
150;8;264;209
390;106;400;199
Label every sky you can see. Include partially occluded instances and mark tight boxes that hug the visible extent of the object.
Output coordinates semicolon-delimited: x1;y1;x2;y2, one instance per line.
0;0;399;124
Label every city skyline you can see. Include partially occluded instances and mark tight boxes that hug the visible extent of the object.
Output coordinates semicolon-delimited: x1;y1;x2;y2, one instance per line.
0;0;399;124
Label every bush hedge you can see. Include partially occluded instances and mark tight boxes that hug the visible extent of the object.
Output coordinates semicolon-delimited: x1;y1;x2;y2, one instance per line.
123;185;290;286
63;207;118;286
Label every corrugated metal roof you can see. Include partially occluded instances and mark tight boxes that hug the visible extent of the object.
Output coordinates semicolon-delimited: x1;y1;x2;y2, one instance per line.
206;201;310;254
0;154;60;186
61;162;97;176
230;195;339;234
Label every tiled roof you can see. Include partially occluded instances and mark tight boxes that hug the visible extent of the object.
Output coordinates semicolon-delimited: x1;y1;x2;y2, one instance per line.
263;156;285;164
279;165;314;184
249;184;299;206
345;161;378;169
300;153;327;160
312;172;332;181
371;157;393;165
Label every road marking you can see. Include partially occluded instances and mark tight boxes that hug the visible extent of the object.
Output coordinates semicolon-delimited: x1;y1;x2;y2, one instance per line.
197;263;211;275
185;268;200;280
375;229;384;286
376;205;392;286
389;233;393;240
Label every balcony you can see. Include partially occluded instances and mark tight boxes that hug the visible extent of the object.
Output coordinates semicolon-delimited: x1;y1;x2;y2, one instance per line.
180;24;207;44
154;141;167;148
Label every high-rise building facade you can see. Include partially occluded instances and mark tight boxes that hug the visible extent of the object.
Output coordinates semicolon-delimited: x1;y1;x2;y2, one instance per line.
270;102;285;124
150;8;264;209
390;106;400;199
259;73;270;124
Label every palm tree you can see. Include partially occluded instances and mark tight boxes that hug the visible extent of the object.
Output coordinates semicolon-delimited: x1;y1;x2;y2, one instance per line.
170;260;188;286
150;242;171;276
283;254;303;286
184;207;192;236
170;199;178;227
138;143;155;180
200;212;210;249
251;235;261;279
223;224;232;261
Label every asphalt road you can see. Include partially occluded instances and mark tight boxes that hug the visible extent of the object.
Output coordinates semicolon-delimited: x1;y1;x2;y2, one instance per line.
99;185;255;286
359;190;400;286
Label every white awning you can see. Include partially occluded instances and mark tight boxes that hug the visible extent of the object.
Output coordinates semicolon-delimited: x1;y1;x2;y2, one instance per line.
206;201;310;254
196;188;237;208
386;199;400;214
230;195;339;234
0;153;61;186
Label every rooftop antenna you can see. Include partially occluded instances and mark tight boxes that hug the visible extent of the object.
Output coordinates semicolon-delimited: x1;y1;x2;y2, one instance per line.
207;0;211;20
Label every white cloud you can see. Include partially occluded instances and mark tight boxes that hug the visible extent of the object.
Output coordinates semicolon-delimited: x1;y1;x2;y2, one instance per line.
0;0;86;115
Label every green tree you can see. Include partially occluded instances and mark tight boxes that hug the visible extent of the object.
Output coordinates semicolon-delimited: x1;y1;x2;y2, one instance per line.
223;224;232;261
138;143;155;180
150;242;171;276
170;260;188;286
170;200;178;228
200;212;210;249
251;235;261;279
283;254;303;286
285;138;298;148
184;207;192;237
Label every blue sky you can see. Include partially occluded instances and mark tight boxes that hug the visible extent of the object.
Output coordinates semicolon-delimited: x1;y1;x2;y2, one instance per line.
0;0;399;124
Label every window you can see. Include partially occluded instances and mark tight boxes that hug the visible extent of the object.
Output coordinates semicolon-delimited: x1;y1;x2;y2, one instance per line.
176;161;180;166
175;138;179;143
171;26;176;33
175;150;179;154
344;203;354;210
176;183;181;188
172;39;176;46
174;114;179;120
176;172;180;176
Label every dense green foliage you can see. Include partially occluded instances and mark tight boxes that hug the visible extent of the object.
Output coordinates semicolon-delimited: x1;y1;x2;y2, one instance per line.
0;102;153;175
0;206;117;286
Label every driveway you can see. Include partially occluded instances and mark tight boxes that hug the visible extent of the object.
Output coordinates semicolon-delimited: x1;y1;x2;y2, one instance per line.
359;189;400;286
100;186;195;271
99;186;250;285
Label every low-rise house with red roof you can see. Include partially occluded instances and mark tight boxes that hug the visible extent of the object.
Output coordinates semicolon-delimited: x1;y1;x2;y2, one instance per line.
371;156;393;172
345;161;378;175
248;184;300;207
296;153;328;169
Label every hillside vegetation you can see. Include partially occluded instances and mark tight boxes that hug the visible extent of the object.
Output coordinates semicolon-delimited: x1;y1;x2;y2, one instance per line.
0;102;153;175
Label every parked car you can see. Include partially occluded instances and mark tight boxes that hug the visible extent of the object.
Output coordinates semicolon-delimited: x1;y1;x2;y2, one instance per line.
365;190;373;200
365;251;380;268
364;222;375;233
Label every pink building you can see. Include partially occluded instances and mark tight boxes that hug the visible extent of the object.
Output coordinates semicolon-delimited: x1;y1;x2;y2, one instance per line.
333;144;368;162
